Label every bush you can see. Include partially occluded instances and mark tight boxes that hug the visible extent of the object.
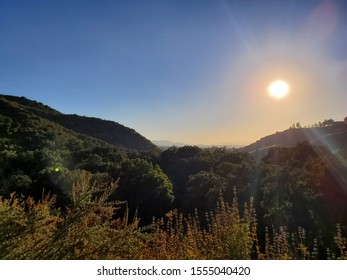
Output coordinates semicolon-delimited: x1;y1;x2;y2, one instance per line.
0;172;143;259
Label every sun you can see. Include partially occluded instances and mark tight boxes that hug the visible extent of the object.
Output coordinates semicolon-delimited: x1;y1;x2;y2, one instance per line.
268;80;289;98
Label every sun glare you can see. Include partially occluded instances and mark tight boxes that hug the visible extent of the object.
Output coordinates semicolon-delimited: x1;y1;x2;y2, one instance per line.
268;80;289;98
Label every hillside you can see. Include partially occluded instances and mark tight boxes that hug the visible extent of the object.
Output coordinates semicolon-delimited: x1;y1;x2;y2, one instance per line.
241;121;347;158
0;93;173;221
0;94;157;152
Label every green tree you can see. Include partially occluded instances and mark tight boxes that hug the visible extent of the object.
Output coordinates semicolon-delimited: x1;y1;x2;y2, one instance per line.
184;171;227;211
260;166;319;231
114;158;174;224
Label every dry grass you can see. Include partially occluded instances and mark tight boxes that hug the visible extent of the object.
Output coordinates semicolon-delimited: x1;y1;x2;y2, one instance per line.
0;175;345;260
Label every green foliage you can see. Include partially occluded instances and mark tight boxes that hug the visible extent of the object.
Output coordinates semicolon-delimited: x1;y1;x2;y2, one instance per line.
0;95;163;214
0;94;157;152
261;142;347;233
51;114;158;152
260;166;319;231
184;171;226;211
115;158;174;224
159;146;256;211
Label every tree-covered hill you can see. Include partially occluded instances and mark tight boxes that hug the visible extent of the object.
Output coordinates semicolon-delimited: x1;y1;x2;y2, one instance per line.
0;94;172;223
0;94;157;152
241;120;347;159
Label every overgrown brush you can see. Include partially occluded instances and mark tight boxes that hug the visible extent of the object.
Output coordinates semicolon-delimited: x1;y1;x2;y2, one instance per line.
0;177;345;260
142;188;257;259
0;172;143;259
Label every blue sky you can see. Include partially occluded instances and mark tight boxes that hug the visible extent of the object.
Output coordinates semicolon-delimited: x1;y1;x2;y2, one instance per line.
1;0;347;145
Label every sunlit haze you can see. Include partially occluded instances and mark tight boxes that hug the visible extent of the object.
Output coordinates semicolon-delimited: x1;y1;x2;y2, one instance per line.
1;0;347;146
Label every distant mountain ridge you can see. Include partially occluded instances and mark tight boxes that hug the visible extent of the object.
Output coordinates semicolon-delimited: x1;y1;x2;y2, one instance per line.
0;94;157;151
152;140;243;149
152;140;187;148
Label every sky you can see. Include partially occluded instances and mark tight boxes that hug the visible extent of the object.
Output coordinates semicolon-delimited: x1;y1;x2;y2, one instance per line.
1;0;347;145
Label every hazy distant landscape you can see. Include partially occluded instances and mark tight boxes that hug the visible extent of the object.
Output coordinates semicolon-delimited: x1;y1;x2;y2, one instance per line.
152;140;243;150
